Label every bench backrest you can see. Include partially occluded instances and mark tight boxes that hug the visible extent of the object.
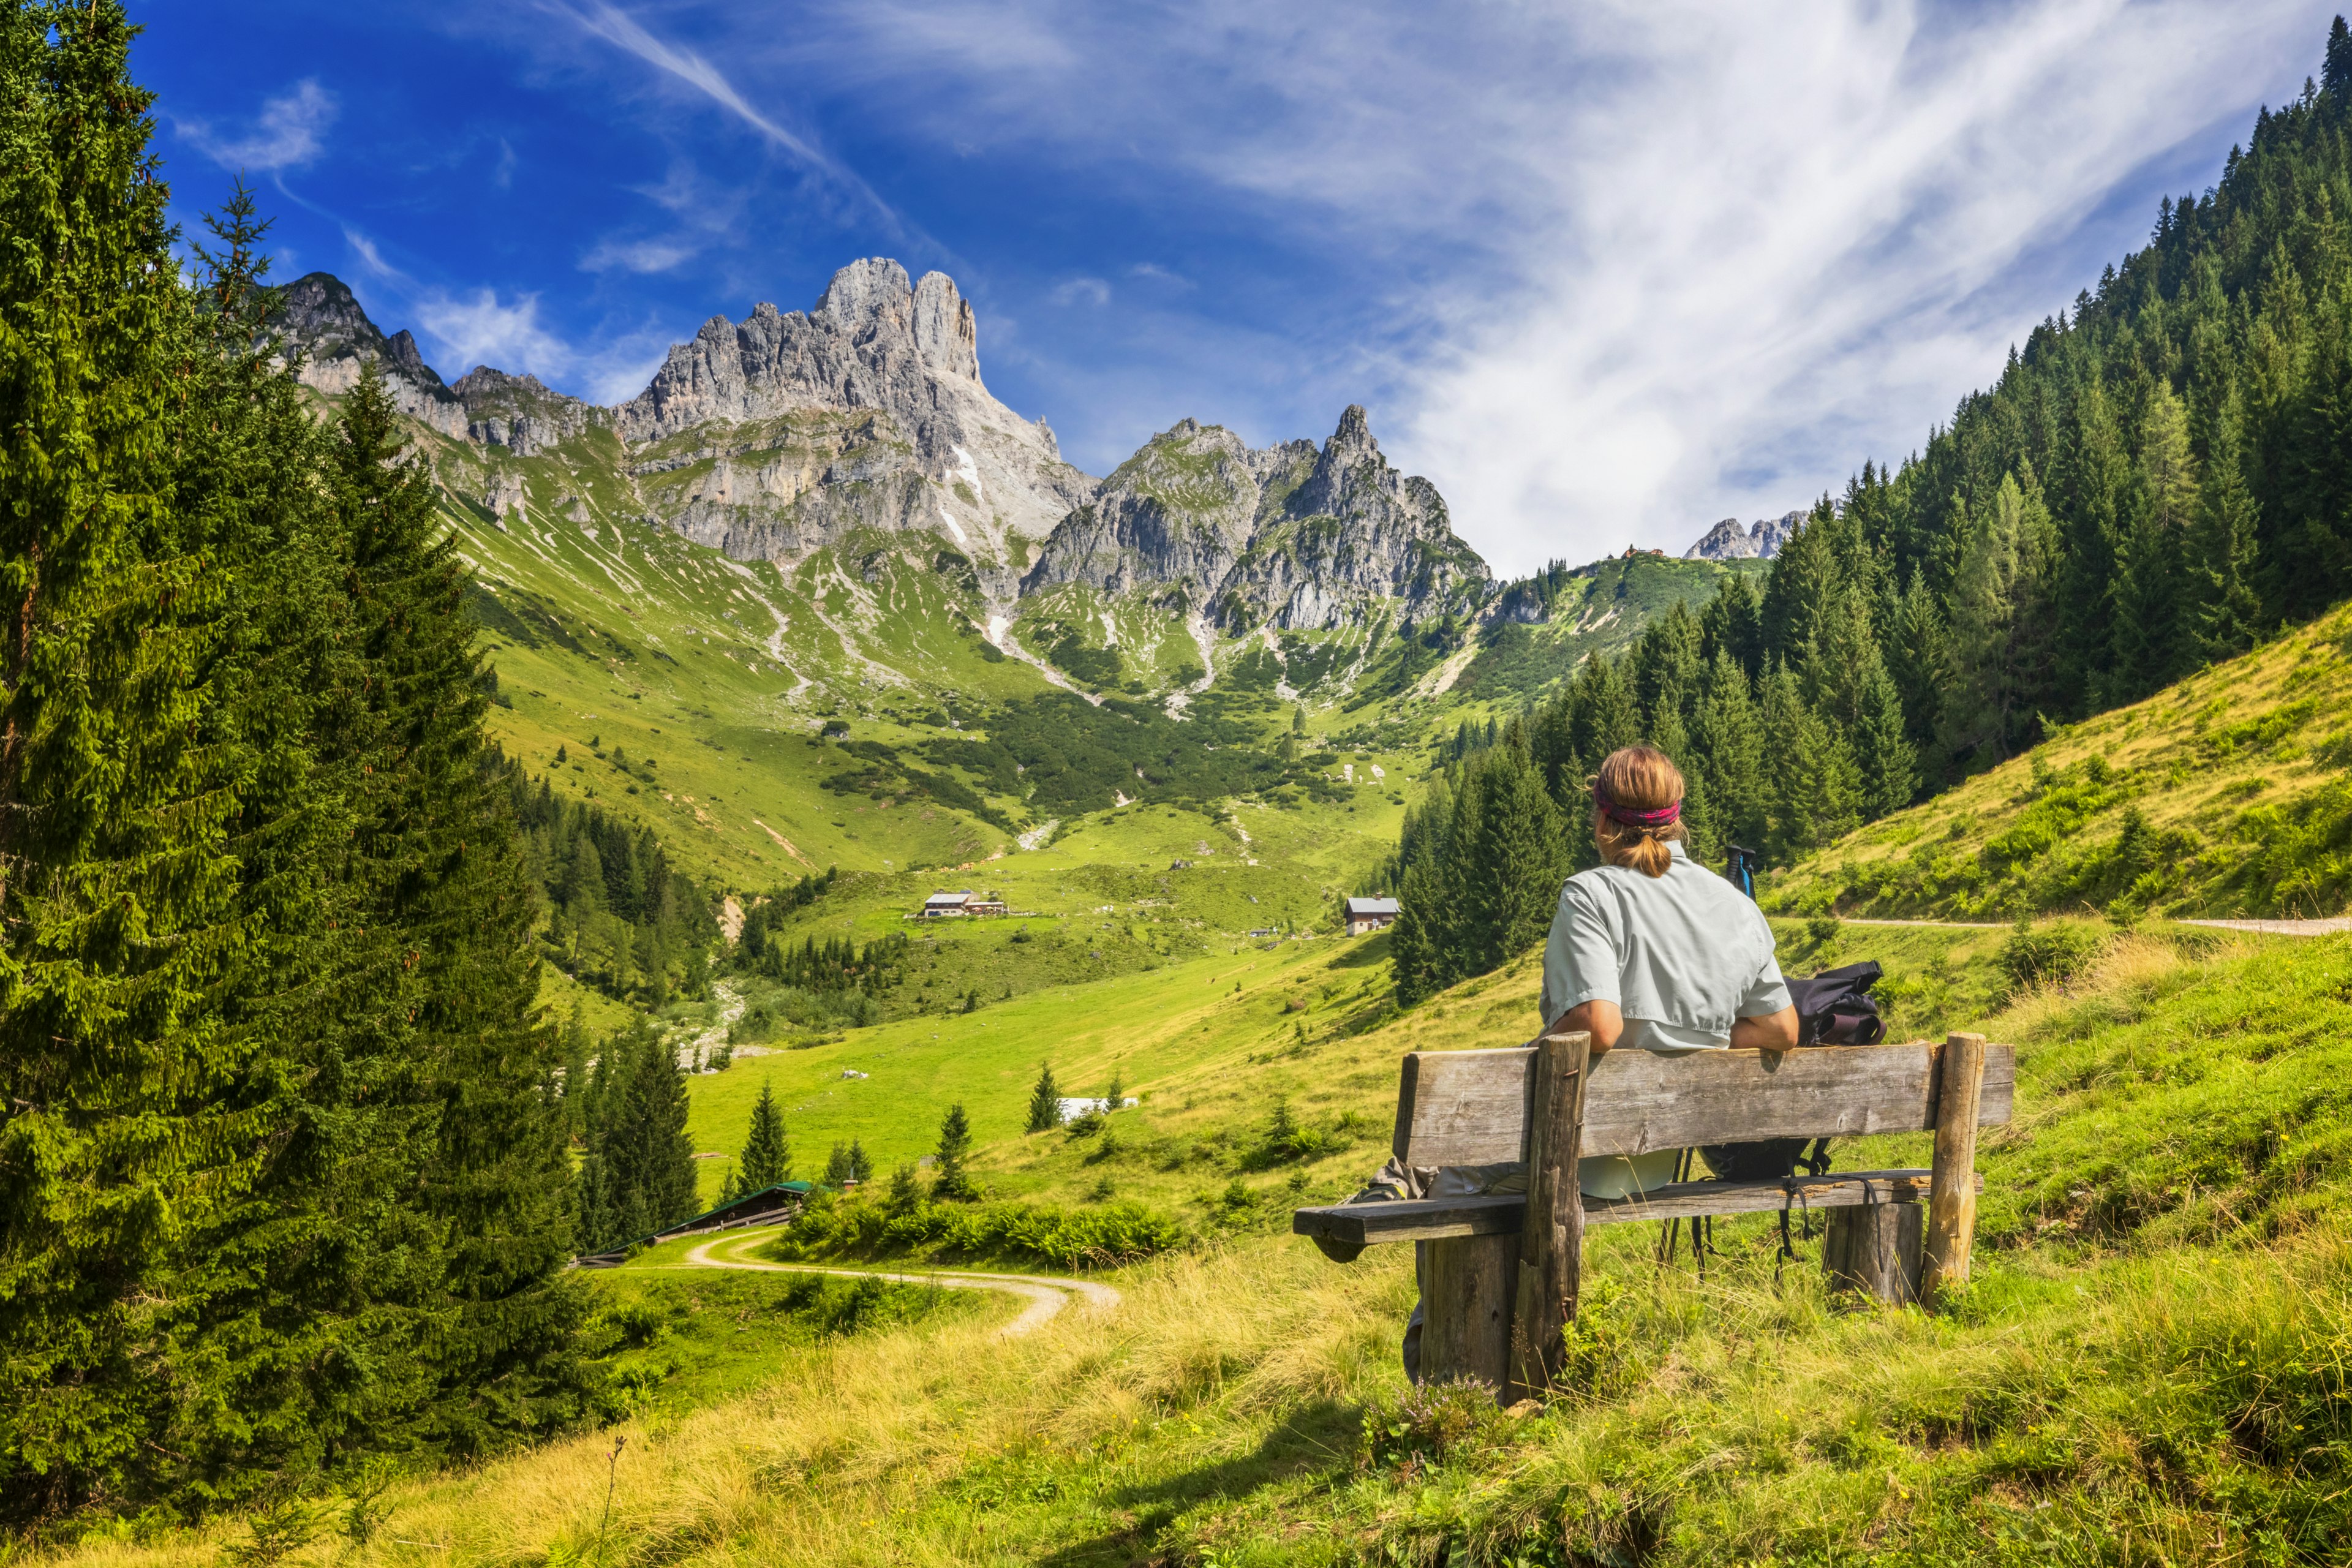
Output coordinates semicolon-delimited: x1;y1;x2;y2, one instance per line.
1392;1040;2016;1167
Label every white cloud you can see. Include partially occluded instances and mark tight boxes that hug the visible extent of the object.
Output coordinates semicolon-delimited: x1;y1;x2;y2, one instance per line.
537;0;900;227
1400;0;2326;571
338;226;669;403
582;236;698;274
1127;262;1194;291
178;79;338;172
1048;276;1111;307
739;0;2324;571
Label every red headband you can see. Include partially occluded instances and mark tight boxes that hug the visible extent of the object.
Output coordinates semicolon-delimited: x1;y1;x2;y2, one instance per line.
1593;782;1681;829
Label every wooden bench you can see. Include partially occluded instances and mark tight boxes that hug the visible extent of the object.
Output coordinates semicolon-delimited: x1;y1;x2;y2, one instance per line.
1293;1031;2013;1401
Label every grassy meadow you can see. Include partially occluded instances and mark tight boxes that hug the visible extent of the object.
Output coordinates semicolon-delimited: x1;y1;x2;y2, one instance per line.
37;921;2352;1567
1766;597;2352;922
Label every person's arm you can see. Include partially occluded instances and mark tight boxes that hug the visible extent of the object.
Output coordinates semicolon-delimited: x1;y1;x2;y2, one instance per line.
1545;997;1624;1055
1730;1006;1799;1052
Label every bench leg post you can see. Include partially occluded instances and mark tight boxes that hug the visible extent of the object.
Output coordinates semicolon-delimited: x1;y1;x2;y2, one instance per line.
1823;1200;1922;1305
1508;1030;1590;1404
1422;1232;1516;1393
1921;1031;1987;1306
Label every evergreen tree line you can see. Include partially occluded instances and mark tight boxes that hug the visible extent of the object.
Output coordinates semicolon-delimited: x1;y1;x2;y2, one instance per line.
571;1023;696;1255
1390;18;2352;1006
732;929;912;1001
0;8;582;1521
508;769;718;1005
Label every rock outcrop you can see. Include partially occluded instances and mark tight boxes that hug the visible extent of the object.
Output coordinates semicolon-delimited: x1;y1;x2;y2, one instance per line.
1685;510;1802;561
274;273;468;439
451;366;610;457
270;258;1490;631
1022;407;1488;630
616;258;1089;561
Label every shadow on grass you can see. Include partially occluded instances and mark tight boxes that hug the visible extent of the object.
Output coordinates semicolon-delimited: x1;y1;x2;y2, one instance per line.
1029;1398;1362;1568
1327;930;1393;970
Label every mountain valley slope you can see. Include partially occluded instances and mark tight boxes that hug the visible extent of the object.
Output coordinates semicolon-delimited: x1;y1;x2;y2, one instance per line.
280;260;1748;907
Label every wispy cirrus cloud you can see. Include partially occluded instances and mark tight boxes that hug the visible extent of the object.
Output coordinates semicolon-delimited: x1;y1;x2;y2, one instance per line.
176;78;338;172
582;236;698;274
535;0;905;233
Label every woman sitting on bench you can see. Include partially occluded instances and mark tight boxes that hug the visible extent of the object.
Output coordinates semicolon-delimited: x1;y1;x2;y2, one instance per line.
1344;744;1800;1377
1548;743;1800;1197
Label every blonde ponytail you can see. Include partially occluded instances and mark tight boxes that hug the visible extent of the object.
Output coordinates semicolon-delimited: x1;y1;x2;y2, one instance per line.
1590;745;1686;879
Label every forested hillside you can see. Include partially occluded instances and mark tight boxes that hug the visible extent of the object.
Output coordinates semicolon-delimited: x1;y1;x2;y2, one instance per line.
0;7;582;1525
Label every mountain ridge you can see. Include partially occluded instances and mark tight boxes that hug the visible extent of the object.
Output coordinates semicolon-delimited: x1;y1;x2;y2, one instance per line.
271;258;1489;638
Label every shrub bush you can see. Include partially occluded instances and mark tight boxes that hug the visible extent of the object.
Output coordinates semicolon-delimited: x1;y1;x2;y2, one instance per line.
774;1194;1185;1271
1356;1379;1503;1472
2000;919;2104;992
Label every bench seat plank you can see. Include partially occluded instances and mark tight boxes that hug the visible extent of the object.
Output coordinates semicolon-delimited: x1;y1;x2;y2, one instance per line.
1394;1042;2015;1167
1292;1169;1983;1246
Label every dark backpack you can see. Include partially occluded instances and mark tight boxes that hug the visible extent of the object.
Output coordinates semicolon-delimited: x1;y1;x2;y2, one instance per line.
1785;960;1888;1047
1700;960;1887;1181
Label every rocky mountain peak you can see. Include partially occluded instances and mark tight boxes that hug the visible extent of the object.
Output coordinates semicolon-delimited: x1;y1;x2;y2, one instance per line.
1327;403;1376;459
1286;404;1400;525
271;271;466;439
1684;510;1801;562
1023;407;1487;632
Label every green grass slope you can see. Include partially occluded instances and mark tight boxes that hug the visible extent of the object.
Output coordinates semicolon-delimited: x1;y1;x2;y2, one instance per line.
1770;598;2352;921
50;921;2352;1568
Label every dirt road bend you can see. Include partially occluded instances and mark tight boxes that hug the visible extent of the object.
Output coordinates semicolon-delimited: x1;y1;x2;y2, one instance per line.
674;1233;1121;1336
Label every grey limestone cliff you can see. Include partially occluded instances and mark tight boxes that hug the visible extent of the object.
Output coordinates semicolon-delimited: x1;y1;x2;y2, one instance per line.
275;273;469;440
451;366;611;458
617;258;1089;564
1023;405;1488;631
268;257;1493;631
1684;510;1802;561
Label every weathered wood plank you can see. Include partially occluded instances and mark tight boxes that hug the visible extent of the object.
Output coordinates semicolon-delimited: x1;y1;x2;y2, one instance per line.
1921;1031;1987;1302
1392;1041;2015;1166
1294;1193;1528;1245
1823;1201;1923;1305
1509;1031;1588;1402
1292;1169;1980;1245
1422;1232;1516;1392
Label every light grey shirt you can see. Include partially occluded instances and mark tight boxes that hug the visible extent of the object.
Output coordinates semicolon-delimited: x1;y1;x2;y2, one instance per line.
1539;840;1790;1052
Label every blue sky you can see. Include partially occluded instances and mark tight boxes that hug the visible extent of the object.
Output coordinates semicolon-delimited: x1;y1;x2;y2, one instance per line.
140;1;2340;575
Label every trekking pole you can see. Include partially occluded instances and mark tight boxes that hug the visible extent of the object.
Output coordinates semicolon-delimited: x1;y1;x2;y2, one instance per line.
596;1435;625;1568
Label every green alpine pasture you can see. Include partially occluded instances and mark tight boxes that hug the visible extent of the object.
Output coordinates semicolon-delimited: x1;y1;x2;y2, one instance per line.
1768;596;2352;922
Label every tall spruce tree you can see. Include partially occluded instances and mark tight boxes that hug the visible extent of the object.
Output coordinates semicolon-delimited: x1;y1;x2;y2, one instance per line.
1689;650;1766;853
1387;775;1460;1006
1458;731;1570;975
1761;663;1861;863
326;364;588;1457
0;7;355;1518
1026;1060;1062;1133
2190;382;2265;660
932;1105;976;1201
734;1082;791;1193
578;1027;695;1252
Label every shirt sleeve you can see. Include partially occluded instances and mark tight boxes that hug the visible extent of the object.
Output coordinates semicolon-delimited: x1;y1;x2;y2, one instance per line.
1737;925;1793;1017
1540;880;1619;1028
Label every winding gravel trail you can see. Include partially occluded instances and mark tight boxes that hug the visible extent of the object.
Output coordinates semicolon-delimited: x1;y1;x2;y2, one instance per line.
674;1233;1121;1337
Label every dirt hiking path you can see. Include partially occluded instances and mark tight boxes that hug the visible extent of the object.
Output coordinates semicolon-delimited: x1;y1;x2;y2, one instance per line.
675;1232;1121;1337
